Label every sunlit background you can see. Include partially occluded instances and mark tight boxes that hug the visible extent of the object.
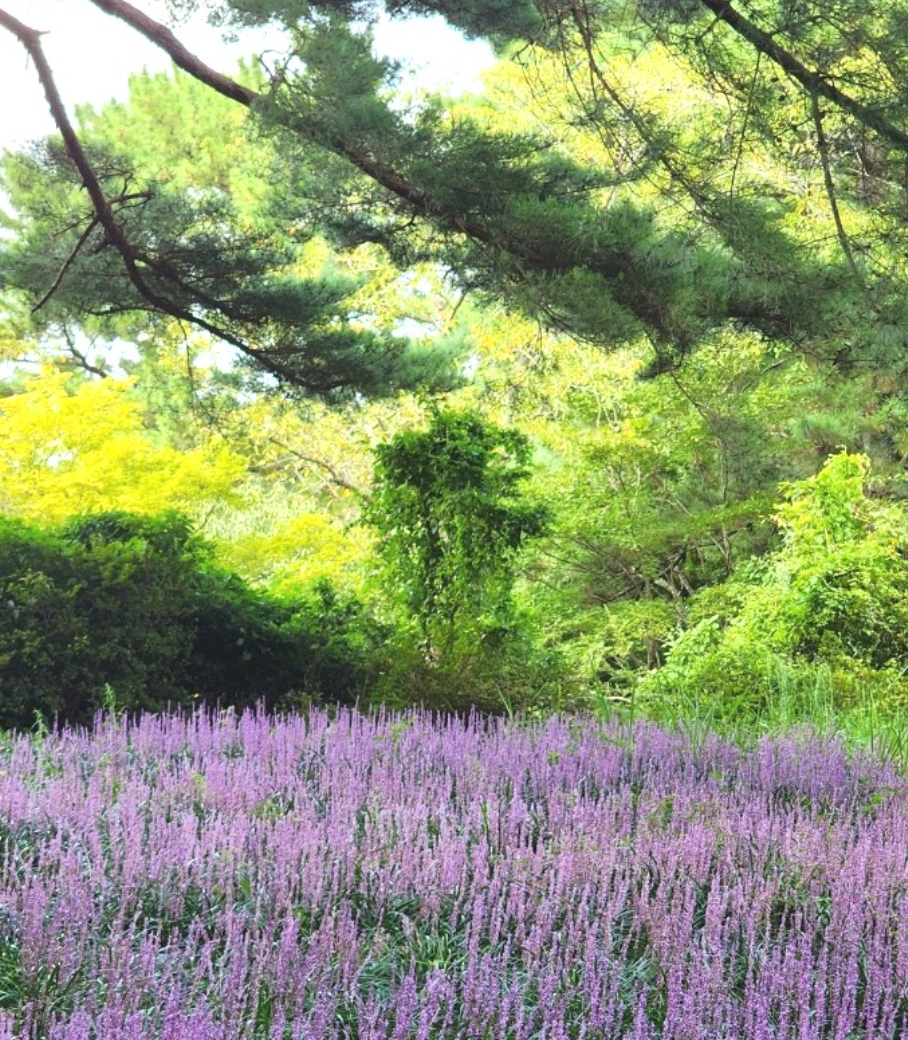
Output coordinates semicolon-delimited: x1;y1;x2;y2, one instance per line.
0;0;494;149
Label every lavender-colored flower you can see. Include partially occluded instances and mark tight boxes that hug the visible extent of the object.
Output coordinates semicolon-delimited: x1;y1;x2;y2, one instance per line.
0;710;906;1038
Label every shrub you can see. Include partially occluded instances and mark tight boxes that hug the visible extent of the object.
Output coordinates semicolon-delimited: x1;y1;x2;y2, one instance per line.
363;410;558;714
639;454;908;724
0;511;382;728
0;518;95;726
371;622;574;716
189;576;387;709
61;512;202;714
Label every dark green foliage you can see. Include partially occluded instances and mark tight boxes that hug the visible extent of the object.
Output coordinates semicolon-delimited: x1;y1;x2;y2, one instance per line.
0;135;461;397
0;513;198;726
233;2;908;373
9;0;905;382
8;0;908;731
7;0;908;395
0;512;380;729
59;513;204;716
189;576;387;708
0;517;103;728
368;410;548;651
180;0;543;42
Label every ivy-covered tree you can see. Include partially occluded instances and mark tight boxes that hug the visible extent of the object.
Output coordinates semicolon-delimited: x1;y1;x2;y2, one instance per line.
366;409;548;659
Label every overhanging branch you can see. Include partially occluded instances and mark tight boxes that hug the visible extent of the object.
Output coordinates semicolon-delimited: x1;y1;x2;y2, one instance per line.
82;0;559;268
696;0;908;155
0;4;345;389
7;0;867;358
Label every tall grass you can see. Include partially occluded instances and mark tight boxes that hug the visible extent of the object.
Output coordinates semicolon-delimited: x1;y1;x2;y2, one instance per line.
616;657;908;770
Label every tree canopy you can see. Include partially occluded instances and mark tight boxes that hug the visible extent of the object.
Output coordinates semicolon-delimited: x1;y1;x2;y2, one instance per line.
5;0;908;385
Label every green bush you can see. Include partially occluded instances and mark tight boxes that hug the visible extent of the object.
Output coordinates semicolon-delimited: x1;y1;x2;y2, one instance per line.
62;512;202;715
369;619;575;717
639;454;908;725
0;511;382;729
189;576;388;709
0;517;95;727
360;409;562;715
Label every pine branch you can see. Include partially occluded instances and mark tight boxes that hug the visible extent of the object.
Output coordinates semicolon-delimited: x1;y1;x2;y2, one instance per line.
695;0;908;155
60;326;110;378
0;5;359;391
31;216;100;313
86;0;556;266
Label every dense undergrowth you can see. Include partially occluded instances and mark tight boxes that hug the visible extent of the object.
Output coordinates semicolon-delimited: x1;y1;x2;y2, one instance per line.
0;512;385;730
2;709;908;1039
3;448;907;744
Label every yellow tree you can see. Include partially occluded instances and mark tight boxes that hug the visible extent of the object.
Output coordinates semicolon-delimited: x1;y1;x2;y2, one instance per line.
0;369;243;521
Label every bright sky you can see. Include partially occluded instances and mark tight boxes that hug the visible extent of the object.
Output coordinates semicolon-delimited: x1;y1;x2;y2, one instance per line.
0;0;494;150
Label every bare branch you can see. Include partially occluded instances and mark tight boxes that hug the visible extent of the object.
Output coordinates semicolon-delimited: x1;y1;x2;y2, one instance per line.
810;93;862;282
0;8;148;295
267;437;367;498
88;0;258;105
60;325;110;378
32;216;100;313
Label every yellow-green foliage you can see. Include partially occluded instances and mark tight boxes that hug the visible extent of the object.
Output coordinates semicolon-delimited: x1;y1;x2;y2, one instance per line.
218;513;374;596
0;370;243;521
641;454;908;722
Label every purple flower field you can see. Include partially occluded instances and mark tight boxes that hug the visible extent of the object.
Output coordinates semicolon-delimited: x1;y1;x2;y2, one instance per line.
1;710;908;1039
